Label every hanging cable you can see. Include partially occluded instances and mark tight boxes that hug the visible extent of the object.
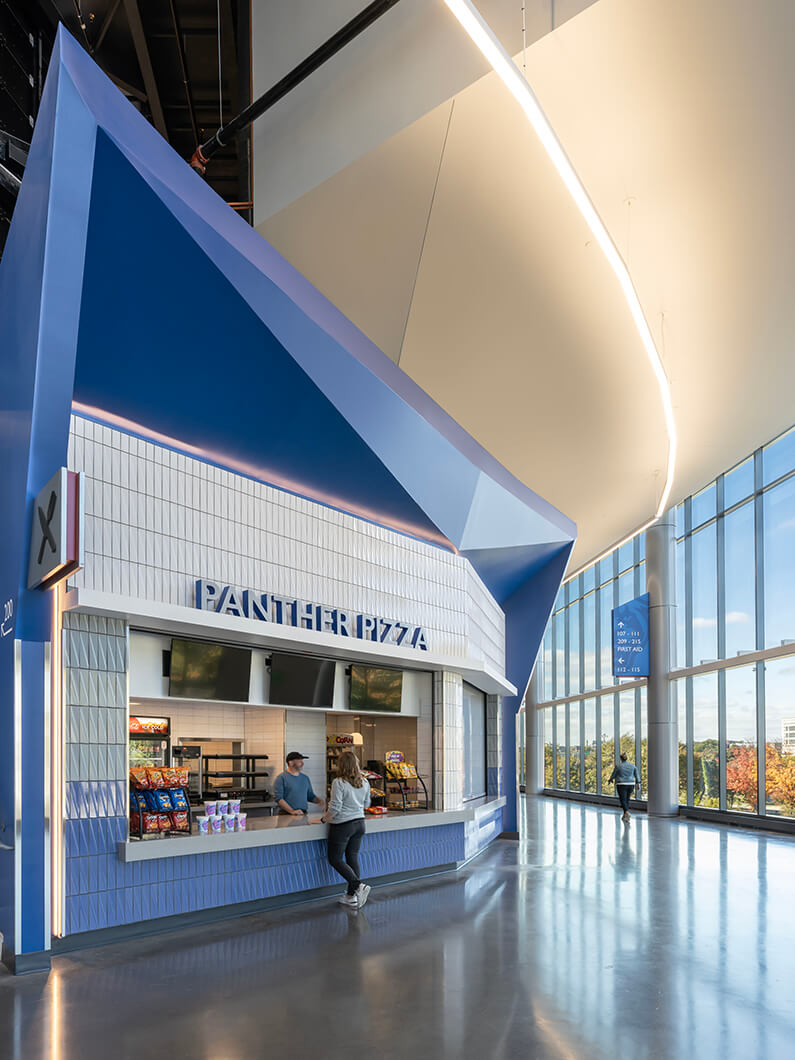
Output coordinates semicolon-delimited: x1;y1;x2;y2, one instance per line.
216;0;223;128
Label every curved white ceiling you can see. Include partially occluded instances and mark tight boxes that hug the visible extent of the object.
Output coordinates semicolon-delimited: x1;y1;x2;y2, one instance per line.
255;0;795;570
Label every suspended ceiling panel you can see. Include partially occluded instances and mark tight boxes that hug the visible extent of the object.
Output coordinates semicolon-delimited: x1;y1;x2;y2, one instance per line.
251;0;597;222
257;0;795;571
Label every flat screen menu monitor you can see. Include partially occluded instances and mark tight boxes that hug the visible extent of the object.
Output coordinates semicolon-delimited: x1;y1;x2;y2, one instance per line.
168;638;252;702
268;651;335;708
349;665;402;713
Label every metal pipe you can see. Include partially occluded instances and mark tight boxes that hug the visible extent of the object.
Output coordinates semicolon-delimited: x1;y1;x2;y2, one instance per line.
190;0;402;175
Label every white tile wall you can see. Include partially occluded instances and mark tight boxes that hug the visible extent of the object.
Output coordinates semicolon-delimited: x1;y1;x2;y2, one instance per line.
67;417;507;814
282;710;327;800
433;671;465;811
67;416;506;669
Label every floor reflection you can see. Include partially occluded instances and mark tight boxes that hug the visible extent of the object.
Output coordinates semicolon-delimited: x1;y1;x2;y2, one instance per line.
2;799;794;1058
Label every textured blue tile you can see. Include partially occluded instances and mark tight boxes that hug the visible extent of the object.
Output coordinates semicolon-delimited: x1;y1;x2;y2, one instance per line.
64;818;78;857
77;857;89;895
65;857;77;897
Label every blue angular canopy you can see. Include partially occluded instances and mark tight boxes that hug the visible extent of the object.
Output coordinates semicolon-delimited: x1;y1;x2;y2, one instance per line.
0;27;575;840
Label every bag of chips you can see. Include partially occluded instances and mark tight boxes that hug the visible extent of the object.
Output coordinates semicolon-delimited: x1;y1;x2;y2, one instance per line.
174;766;190;788
171;789;188;811
170;811;190;832
143;791;160;812
142;812;160;834
160;767;178;788
157;813;172;831
129;812;140;832
154;790;173;811
129;767;150;789
146;768;165;788
131;791;148;812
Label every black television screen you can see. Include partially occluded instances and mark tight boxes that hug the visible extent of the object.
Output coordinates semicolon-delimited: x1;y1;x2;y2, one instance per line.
349;665;402;713
169;638;252;702
269;652;335;707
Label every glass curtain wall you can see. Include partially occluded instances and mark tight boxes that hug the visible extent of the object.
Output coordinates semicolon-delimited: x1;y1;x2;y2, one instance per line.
538;422;795;823
538;533;647;798
673;425;795;820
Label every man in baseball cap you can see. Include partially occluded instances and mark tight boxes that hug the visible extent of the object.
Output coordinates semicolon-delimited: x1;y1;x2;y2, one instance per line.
274;752;325;816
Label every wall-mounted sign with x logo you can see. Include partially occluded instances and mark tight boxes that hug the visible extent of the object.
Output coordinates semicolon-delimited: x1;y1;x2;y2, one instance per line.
27;468;83;590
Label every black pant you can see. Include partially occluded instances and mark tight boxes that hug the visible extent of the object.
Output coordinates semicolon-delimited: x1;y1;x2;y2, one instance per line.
327;818;366;896
617;785;633;813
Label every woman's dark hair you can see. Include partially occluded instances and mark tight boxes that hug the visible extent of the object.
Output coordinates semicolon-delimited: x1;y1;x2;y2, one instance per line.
620;752;628;762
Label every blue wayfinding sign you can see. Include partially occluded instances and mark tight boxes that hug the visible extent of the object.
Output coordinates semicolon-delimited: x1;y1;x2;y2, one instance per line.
612;593;650;677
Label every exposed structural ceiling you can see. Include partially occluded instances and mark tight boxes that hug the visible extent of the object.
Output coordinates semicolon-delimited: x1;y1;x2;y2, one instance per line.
255;0;795;572
11;1;251;207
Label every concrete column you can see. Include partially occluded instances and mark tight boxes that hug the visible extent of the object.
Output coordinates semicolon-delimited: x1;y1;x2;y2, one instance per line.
523;667;543;795
646;509;678;816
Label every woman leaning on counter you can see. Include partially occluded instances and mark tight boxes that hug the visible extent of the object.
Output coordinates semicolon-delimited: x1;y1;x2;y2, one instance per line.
321;750;371;909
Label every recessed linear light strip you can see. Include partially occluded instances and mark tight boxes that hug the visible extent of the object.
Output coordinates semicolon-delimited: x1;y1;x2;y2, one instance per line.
563;516;657;584
443;0;677;523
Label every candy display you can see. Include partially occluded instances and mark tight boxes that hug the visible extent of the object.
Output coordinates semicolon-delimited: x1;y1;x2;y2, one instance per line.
224;813;237;832
216;799;229;816
385;761;417;779
204;800;217;817
197;815;209;834
377;752;428;812
210;815;223;834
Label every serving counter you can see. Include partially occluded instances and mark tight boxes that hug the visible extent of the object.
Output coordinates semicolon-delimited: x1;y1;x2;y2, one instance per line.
118;798;505;862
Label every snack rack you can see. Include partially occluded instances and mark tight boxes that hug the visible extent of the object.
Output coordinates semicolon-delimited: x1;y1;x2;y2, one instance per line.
200;753;269;802
129;770;195;840
371;751;429;812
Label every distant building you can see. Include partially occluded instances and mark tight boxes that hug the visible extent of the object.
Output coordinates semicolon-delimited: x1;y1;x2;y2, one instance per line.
782;719;795;754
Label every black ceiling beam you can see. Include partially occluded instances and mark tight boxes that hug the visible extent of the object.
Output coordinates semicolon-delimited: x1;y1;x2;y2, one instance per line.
191;0;402;174
94;0;121;52
167;0;198;145
107;71;146;103
122;0;168;140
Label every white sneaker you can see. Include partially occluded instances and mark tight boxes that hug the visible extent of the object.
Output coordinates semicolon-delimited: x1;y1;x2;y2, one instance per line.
338;893;359;908
356;884;371;908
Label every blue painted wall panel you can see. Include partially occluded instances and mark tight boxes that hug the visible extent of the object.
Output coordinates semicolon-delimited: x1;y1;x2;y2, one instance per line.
62;823;467;936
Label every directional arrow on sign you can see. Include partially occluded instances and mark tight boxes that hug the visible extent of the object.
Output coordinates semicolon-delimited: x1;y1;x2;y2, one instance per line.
618;621;624;628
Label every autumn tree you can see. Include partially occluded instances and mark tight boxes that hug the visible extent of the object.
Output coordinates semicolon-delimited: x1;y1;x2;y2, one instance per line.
725;743;758;811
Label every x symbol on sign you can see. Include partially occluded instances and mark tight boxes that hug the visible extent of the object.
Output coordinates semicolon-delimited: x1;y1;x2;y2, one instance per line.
37;490;57;565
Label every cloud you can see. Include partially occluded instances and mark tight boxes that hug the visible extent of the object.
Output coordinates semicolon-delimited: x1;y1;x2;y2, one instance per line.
692;612;751;629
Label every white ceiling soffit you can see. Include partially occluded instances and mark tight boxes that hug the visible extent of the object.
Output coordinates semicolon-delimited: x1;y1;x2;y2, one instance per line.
257;0;795;572
251;0;597;223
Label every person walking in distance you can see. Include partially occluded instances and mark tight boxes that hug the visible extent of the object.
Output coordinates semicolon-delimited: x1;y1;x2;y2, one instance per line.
609;752;640;822
320;750;371;909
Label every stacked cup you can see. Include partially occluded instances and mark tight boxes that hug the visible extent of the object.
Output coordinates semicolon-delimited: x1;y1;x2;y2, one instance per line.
200;797;247;834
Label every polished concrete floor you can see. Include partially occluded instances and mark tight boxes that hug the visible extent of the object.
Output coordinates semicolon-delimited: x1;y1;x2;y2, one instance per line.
2;797;795;1059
